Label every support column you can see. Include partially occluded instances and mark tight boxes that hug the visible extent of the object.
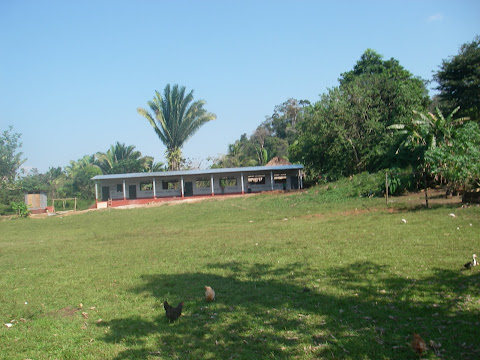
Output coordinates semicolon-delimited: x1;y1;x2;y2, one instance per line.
211;174;214;196
123;179;126;200
241;172;244;194
153;178;156;199
181;176;184;198
270;171;274;191
299;170;303;189
95;182;98;204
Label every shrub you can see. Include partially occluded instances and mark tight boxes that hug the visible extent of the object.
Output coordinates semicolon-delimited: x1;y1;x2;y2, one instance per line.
11;202;30;218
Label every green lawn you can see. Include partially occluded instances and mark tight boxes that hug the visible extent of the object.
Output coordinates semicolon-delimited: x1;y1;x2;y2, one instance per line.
1;189;479;359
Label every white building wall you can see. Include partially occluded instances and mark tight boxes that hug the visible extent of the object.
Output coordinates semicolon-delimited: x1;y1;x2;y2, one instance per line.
96;168;301;200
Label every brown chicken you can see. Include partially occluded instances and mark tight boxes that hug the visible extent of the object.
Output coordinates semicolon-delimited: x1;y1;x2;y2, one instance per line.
205;286;215;302
163;301;183;322
411;333;427;355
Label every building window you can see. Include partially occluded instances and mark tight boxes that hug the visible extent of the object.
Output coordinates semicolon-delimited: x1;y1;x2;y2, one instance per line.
274;174;287;184
140;181;153;191
162;179;179;190
196;178;211;188
116;184;123;192
248;175;266;185
220;177;237;187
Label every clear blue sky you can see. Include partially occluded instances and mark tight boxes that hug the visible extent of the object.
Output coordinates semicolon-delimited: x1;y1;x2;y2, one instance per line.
1;0;479;173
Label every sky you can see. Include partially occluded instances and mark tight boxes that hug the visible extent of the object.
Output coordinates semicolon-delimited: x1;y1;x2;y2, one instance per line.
1;0;479;173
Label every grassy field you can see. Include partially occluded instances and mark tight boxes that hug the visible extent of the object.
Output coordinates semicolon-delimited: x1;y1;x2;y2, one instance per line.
1;186;479;359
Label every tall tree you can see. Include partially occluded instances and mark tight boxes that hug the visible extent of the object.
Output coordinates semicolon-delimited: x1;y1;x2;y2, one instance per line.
291;50;429;180
265;98;310;142
434;35;480;120
425;122;480;192
137;84;216;170
0;126;26;183
214;98;307;168
388;107;472;204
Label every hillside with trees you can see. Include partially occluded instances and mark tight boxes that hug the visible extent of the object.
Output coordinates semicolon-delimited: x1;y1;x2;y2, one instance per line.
1;37;479;215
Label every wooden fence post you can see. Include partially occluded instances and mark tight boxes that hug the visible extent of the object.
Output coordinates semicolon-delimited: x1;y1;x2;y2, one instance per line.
385;171;389;205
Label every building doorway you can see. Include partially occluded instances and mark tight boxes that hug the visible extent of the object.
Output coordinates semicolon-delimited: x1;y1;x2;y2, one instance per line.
290;176;299;190
184;182;193;197
129;185;137;199
102;187;110;201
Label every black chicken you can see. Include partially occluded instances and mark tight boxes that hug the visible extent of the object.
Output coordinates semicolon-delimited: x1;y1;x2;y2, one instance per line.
164;301;183;322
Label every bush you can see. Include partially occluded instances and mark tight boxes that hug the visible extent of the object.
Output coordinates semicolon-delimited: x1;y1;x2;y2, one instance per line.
308;171;386;202
385;169;419;196
11;202;30;218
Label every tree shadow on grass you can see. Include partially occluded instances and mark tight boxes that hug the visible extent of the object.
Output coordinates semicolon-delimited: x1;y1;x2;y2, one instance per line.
389;202;465;213
98;261;480;359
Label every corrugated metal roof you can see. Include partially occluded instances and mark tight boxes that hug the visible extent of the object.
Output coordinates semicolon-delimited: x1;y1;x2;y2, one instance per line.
91;164;303;181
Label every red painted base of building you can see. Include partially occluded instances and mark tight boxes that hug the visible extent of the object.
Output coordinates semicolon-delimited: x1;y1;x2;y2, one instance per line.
30;206;55;214
96;192;248;208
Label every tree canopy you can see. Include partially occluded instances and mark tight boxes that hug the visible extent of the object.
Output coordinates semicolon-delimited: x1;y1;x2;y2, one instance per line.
96;142;152;174
434;35;480;120
137;84;216;170
213;98;308;168
290;50;429;180
0;126;26;183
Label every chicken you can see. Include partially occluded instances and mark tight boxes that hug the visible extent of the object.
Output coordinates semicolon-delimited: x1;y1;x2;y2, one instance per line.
464;254;477;269
163;301;183;322
411;333;427;355
205;286;215;302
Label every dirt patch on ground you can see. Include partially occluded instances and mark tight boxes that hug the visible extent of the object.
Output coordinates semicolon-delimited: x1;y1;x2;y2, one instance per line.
113;193;258;210
44;306;81;318
386;188;463;207
303;189;466;220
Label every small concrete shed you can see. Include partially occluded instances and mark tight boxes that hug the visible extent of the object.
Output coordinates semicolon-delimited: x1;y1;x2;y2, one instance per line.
25;191;48;213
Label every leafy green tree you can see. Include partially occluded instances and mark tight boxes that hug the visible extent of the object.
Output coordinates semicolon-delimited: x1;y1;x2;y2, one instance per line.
0;126;26;209
0;126;26;183
434;36;480;120
45;167;68;198
339;49;429;127
290;89;361;179
425;122;480;192
389;107;473;204
265;98;310;143
137;84;216;170
213;134;258;168
291;50;429;180
215;98;307;168
18;168;49;192
72;165;102;199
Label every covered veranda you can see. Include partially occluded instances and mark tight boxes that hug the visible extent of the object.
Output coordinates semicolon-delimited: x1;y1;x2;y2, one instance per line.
91;165;303;208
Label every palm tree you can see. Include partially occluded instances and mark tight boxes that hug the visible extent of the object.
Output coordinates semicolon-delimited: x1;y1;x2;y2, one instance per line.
96;142;150;174
137;84;216;171
65;154;99;177
142;156;165;172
